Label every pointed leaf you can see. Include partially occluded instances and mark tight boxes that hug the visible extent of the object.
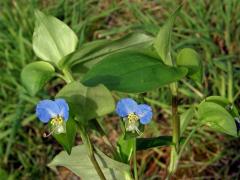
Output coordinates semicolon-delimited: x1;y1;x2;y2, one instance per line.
21;61;55;96
33;10;78;65
48;145;130;180
153;6;181;64
81;51;188;93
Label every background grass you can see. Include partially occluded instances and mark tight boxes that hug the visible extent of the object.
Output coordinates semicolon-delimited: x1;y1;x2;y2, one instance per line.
0;0;240;179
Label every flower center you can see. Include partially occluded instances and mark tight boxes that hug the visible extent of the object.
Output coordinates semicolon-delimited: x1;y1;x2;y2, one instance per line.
127;113;139;123
50;116;64;126
50;116;66;134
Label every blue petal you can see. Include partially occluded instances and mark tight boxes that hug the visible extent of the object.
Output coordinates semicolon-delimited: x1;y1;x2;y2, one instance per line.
116;98;138;117
136;104;153;124
55;99;69;121
36;100;60;123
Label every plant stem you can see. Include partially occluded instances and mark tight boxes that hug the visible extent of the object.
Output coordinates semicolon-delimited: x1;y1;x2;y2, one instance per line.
168;83;180;176
62;68;74;83
133;139;138;180
172;94;180;152
79;125;107;180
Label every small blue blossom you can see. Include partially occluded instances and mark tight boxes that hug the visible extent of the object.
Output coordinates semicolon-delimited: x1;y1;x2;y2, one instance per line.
36;99;69;135
116;98;153;134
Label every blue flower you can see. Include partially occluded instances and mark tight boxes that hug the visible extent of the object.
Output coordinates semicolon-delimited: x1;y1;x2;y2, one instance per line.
36;99;69;135
116;98;153;134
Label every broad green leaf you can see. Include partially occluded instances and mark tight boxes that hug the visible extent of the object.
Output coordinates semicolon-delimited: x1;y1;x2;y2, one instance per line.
56;81;115;122
136;136;173;150
33;10;78;65
198;101;237;137
116;135;134;163
21;61;55;96
81;51;188;93
48;145;130;180
153;6;181;64
180;107;195;136
176;48;203;83
205;96;239;117
53;118;77;155
59;33;153;68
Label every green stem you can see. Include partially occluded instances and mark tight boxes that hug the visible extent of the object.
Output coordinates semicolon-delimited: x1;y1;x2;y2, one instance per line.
172;94;179;152
133;139;138;180
62;68;74;83
79;124;106;180
168;83;180;177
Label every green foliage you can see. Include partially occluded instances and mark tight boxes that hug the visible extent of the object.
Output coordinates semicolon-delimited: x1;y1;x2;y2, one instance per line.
176;48;203;83
56;81;115;122
48;145;130;180
153;6;181;64
21;61;55;96
116;135;134;163
33;10;78;66
136;136;173;150
198;96;238;137
60;33;153;68
180;107;195;136
53;118;77;155
82;51;188;93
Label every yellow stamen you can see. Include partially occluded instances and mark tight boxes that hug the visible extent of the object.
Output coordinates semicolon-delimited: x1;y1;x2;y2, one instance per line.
50;116;64;126
127;113;139;123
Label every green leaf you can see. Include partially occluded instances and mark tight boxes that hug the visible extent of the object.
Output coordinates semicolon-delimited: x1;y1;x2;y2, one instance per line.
21;61;55;96
33;10;78;65
116;135;134;163
180;107;195;136
176;48;203;83
56;81;115;122
153;6;181;64
136;136;173;150
81;51;188;93
204;96;239;117
59;33;153;68
198;101;237;137
53;118;77;155
48;145;130;180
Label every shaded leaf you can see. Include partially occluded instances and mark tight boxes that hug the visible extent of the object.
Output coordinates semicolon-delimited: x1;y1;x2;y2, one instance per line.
48;145;130;180
33;10;78;65
176;48;202;83
81;51;188;93
56;81;115;122
136;136;173;150
21;61;55;96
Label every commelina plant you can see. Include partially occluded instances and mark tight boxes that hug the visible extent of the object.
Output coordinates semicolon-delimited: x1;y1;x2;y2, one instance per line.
21;6;240;180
